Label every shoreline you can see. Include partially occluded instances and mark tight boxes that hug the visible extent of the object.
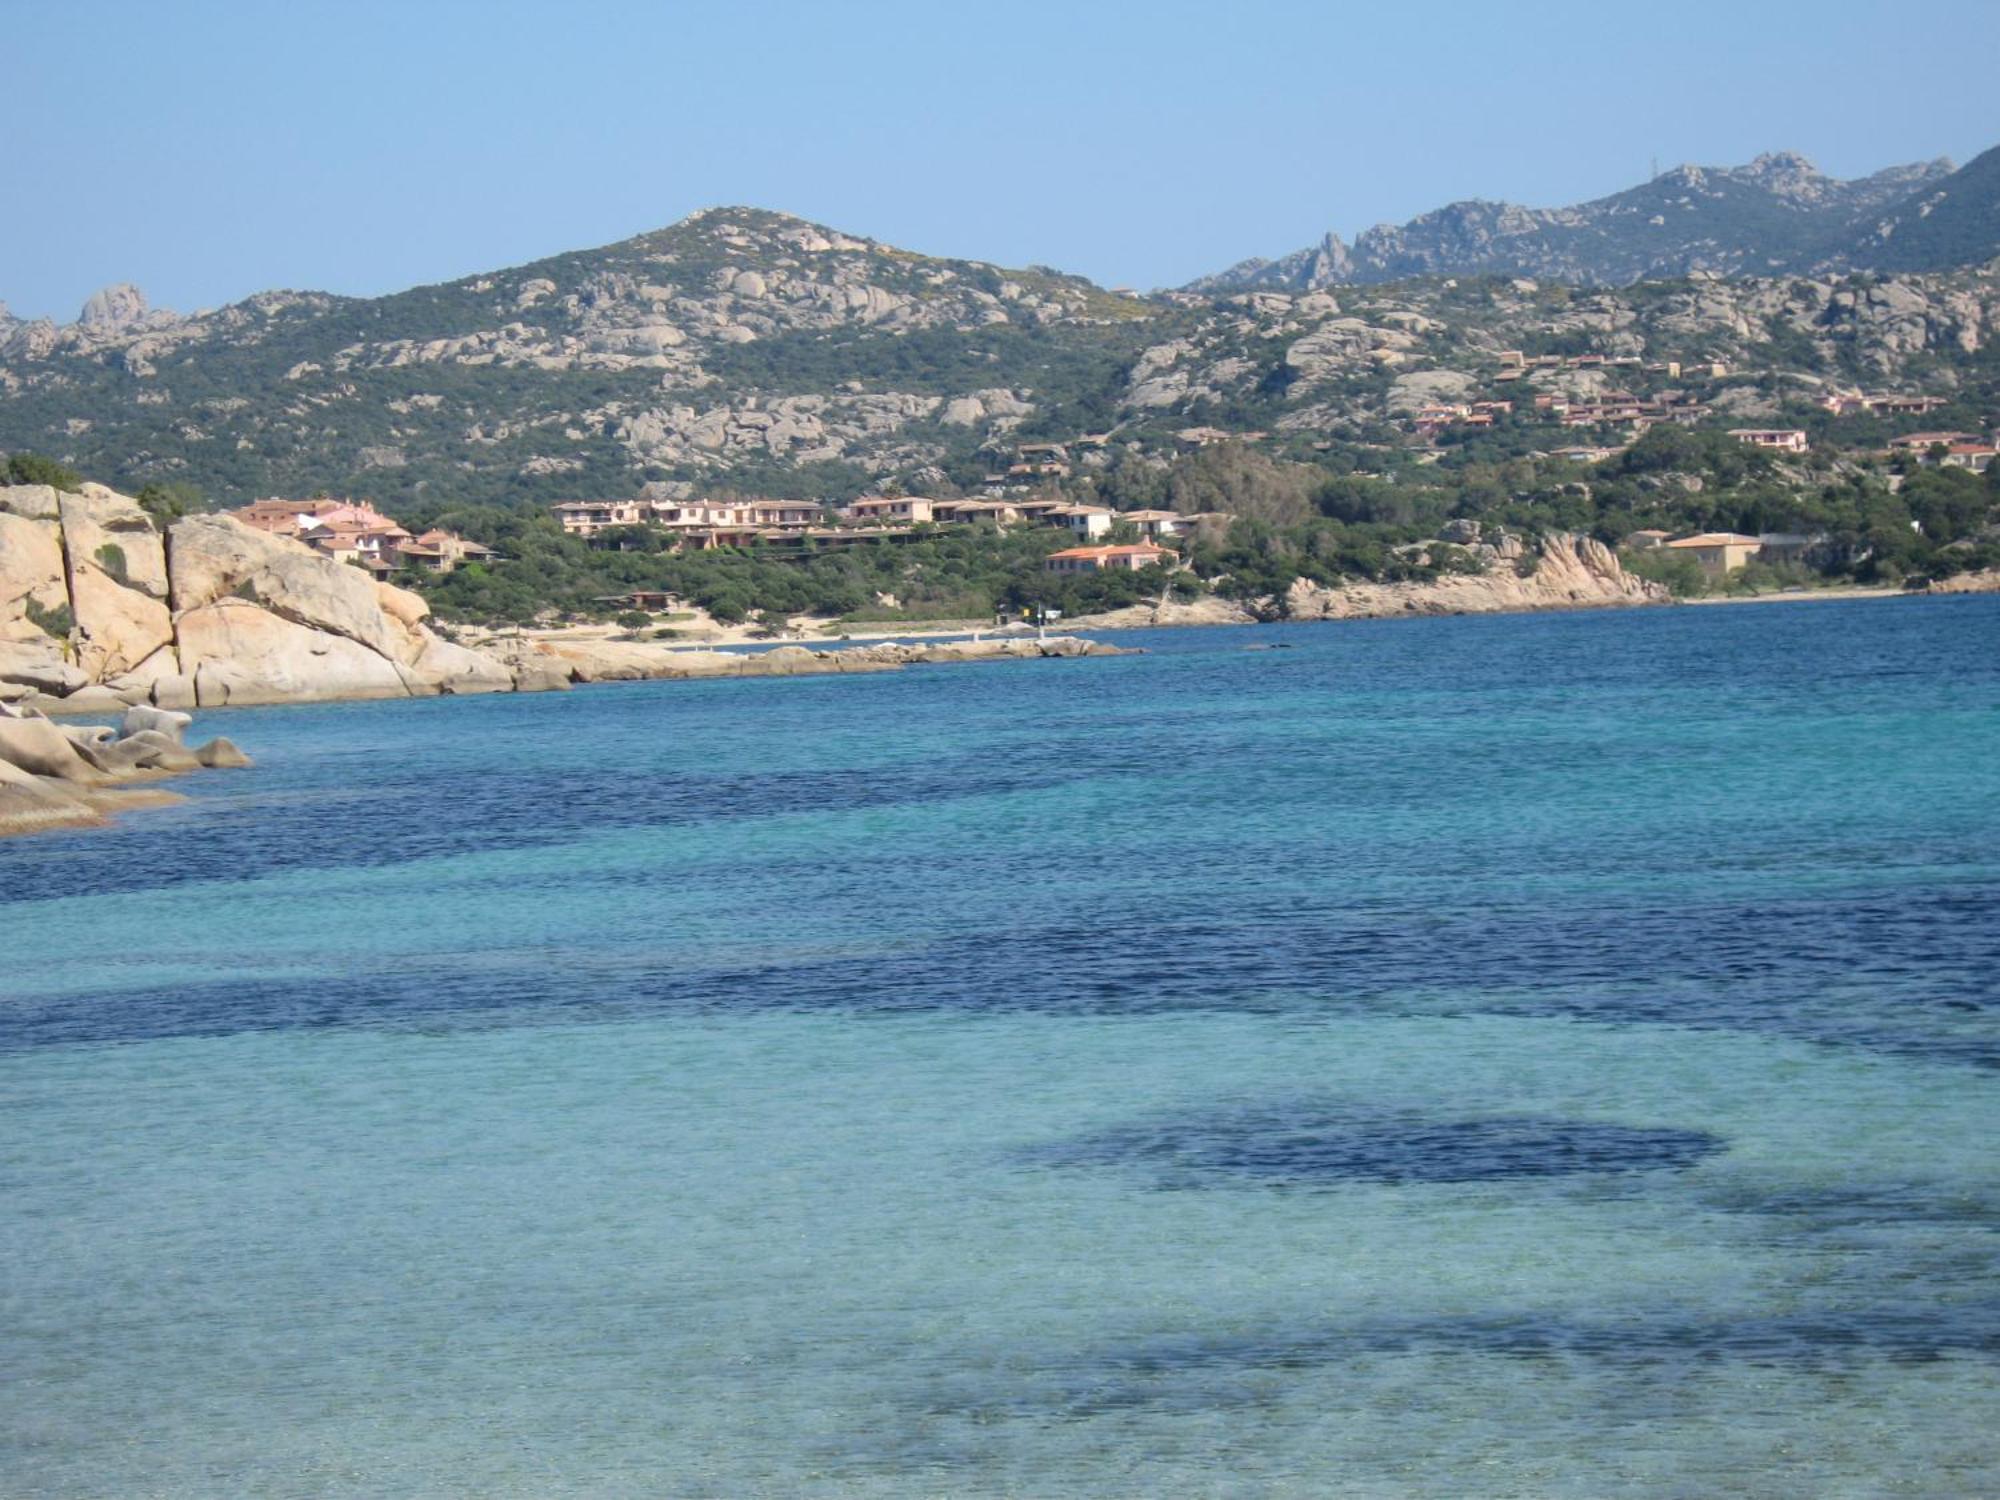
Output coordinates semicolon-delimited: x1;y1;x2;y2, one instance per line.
453;578;1975;670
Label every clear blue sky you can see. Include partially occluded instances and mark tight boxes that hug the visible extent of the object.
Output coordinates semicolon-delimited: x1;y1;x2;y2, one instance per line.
5;0;1995;321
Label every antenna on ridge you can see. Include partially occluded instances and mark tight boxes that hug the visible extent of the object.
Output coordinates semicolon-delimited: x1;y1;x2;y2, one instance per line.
1651;155;1659;181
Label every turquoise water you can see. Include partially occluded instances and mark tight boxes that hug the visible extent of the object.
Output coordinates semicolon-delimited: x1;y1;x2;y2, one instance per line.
4;598;1998;1497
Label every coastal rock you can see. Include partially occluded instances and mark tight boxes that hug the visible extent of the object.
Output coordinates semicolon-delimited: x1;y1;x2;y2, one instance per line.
374;580;432;631
194;736;252;769
0;699;250;838
1916;568;2000;594
0;484;62;520
510;658;575;693
121;703;193;742
176;598;413;705
1066;596;1257;630
403;633;516;695
168;513;407;661
0;638;86;694
66;561;173;681
102;728;202;773
0;754;100;834
58;488;169;597
1277;532;1667;622
102;645;185;703
0;510;71;643
0;715;113;783
50;684;138;715
149;674;200;711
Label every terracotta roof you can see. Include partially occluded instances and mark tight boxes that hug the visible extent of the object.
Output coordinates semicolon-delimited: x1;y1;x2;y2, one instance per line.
1048;543;1173;560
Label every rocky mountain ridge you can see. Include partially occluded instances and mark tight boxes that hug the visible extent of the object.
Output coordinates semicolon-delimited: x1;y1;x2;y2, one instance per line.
1190;148;1995;292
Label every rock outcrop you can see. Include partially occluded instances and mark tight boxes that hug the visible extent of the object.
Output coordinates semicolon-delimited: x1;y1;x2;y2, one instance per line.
0;484;546;711
1276;533;1669;621
0;695;251;838
1914;568;2000;595
479;633;1133;687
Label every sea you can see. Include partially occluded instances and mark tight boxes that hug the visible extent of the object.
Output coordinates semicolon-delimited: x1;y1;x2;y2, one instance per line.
3;596;1997;1499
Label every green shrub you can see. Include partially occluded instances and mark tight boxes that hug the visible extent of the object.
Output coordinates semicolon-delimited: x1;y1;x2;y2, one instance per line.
24;598;75;638
4;453;82;491
94;542;129;582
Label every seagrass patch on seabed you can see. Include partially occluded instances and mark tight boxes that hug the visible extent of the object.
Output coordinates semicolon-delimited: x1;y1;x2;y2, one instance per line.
1013;1100;1725;1188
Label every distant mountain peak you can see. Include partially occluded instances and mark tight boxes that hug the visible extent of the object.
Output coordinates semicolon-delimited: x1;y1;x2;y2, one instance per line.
1189;148;1982;291
78;283;152;330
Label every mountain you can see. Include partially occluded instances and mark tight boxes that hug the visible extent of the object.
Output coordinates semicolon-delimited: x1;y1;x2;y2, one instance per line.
1838;144;2000;274
1187;150;2000;291
0;208;1157;504
1;203;1996;509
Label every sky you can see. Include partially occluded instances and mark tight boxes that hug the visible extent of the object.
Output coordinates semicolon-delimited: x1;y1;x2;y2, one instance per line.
4;0;1997;322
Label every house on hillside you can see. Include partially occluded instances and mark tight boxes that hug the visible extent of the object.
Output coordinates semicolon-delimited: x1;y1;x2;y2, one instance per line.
553;499;650;537
1728;429;1808;454
933;499;1022;524
230;498;348;535
298;515;412;566
1934;444;1996;474
844;496;934;525
391;529;496;575
1889;432;1981;451
1048;504;1114;539
1118;509;1187;541
1666;532;1763;577
1044;543;1176;574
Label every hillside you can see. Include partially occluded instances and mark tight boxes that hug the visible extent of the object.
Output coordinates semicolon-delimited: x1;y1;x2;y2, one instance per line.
1191;149;2000;292
0;208;1154;506
0;202;1997;515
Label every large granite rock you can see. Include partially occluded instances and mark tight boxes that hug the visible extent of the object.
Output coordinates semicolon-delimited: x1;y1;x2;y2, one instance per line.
176;598;412;705
1278;532;1668;622
78;284;150;330
168;513;408;661
66;560;173;681
0;638;86;695
0;753;99;834
0;485;62;520
0;714;112;783
0;510;70;644
59;487;169;597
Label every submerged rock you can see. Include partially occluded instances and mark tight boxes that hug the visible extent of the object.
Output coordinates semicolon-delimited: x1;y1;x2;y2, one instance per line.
194;736;252;769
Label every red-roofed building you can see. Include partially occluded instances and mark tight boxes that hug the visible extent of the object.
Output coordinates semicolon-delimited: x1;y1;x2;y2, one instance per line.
1044;543;1176;574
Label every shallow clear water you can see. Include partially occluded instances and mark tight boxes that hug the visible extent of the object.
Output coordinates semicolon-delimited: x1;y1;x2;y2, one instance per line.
4;598;1998;1498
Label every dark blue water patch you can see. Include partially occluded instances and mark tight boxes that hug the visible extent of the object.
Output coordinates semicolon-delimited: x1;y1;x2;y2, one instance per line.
1015;1102;1724;1188
919;1303;2000;1426
0;755;1101;905
5;874;1998;1066
1702;1181;2000;1235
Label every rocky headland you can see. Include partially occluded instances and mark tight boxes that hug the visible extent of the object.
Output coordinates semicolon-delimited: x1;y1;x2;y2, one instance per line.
1068;532;1666;628
1277;532;1667;621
